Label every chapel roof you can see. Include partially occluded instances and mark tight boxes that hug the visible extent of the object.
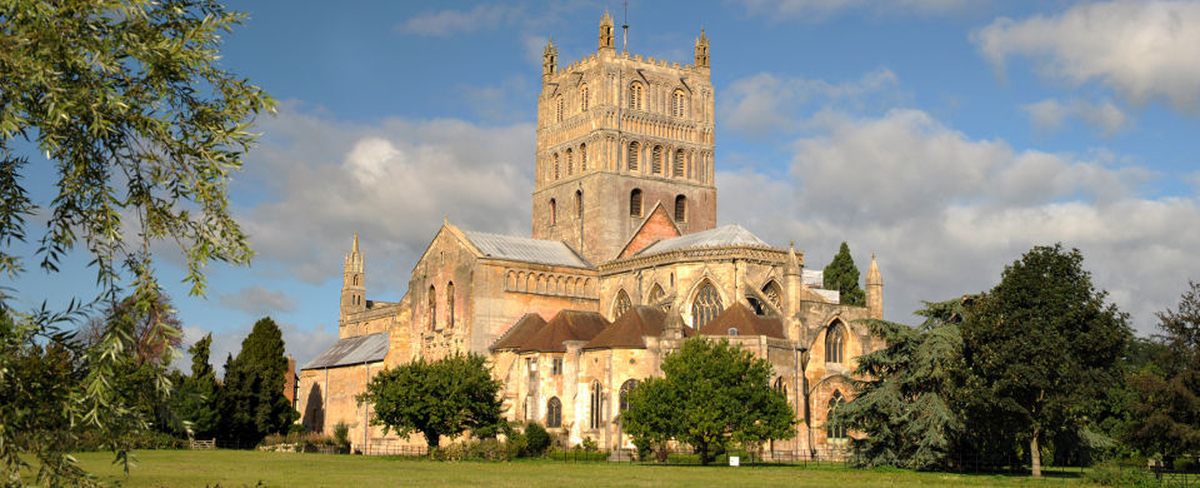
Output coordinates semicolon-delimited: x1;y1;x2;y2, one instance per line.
461;229;590;268
489;313;547;352
302;332;389;370
583;306;667;350
636;224;769;256
519;310;609;353
697;302;787;339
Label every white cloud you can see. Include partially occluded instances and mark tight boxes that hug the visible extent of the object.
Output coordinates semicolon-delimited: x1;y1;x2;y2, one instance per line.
1023;98;1130;136
719;107;1195;335
975;1;1200;114
739;0;981;21
722;68;901;137
218;286;298;315
394;4;520;37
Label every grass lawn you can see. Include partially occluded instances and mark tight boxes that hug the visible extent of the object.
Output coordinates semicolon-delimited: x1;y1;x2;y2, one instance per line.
65;450;1101;487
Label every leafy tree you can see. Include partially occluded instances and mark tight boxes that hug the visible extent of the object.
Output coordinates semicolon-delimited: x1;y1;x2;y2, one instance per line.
1125;281;1200;458
621;338;795;465
824;242;866;306
173;333;221;438
220;317;295;445
358;353;503;452
830;299;968;470
960;244;1131;477
0;0;271;482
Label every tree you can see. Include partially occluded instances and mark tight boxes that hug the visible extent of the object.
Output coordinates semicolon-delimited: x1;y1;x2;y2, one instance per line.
621;338;795;465
220;317;295;444
173;333;221;438
824;242;866;306
830;299;968;470
358;353;503;452
0;0;271;482
1125;282;1200;458
960;244;1131;477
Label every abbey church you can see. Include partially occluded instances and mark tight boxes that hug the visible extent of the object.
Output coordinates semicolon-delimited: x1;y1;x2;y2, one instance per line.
297;13;885;456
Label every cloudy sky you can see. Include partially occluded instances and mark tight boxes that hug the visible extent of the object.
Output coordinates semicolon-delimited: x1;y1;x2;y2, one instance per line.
10;0;1200;371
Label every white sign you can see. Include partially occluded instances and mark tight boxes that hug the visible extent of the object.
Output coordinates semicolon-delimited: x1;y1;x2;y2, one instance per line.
729;456;740;467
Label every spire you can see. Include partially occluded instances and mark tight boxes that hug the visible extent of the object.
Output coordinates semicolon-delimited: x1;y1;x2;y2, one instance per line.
867;253;881;286
599;11;615;50
352;232;360;255
866;253;883;319
785;241;800;276
542;38;558;83
694;28;710;68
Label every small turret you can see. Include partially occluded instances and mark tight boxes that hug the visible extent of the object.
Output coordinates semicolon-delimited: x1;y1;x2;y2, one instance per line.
866;253;883;319
340;232;366;326
542;38;558;84
599;11;615;50
784;242;803;341
694;29;709;68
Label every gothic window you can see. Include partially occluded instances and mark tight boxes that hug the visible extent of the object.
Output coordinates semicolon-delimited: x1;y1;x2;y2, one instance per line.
547;397;563;428
691;282;722;329
651;145;663;174
774;376;788;397
552;357;563;375
566;148;574;175
590;380;603;429
826;320;846;364
446;281;455;328
353;276;359;286
673;149;685;177
674;195;687;222
614;289;632;318
579;143;587;171
580;85;589;112
428;285;437;330
627;141;639;171
575;190;583;218
629;189;643;217
629;82;644;110
762;281;782;312
553;153;560;180
827;391;847;442
549;199;557;226
556;95;564;122
647;284;664;309
672;90;686;117
619;379;639;412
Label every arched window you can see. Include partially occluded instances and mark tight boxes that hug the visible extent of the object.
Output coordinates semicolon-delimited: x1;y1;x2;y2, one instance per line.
647;284;664;308
446;282;455;328
774;376;788;397
590;380;603;429
556;95;564;122
627;141;639;171
651;145;663;174
553;153;560;180
549;199;557;226
674;195;687;222
673;149;685;177
614;290;632;318
353;275;359;286
580;85;589;112
691;282;722;329
762;281;782;311
428;285;437;330
579;143;587;171
547;397;562;428
566;148;574;175
629;82;643;110
826;321;845;364
629;189;643;217
672;90;686;117
728;327;739;336
575;190;583;218
619;379;639;412
827;391;847;441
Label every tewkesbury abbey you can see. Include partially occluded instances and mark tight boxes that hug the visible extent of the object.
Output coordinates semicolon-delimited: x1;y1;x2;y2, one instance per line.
297;13;885;455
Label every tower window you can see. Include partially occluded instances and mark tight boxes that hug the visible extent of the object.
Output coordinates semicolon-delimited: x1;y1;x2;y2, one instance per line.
566;148;574;175
446;281;455;328
674;195;687;222
629;82;644;110
629;189;643;218
428;285;437;330
553;153;560;180
575;190;583;218
652;145;663;175
673;149;685;177
672;90;686;117
579;143;587;171
826;320;846;364
580;85;589;112
691;282;722;329
549;199;557;226
627;141;639;171
556;95;564;122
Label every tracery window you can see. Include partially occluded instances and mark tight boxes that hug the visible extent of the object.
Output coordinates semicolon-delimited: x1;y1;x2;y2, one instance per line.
627;141;640;171
590;381;603;429
629;82;644;110
827;391;847;441
428;285;437;330
651;145;663;174
691;282;722;329
674;195;687;223
580;85;589;112
619;379;639;412
762;281;782;312
826;320;846;364
672;90;686;117
629;189;643;218
446;281;455;327
549;199;557;226
614;290;632;318
547;397;563;428
647;284;664;309
673;149;685;177
575;190;583;218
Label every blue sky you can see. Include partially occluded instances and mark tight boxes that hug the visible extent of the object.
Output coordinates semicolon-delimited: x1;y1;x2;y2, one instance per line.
9;0;1200;369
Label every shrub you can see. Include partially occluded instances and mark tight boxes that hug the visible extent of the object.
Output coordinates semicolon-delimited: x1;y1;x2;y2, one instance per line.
1084;460;1157;487
581;437;599;452
288;423;307;435
521;422;551;458
333;422;350;447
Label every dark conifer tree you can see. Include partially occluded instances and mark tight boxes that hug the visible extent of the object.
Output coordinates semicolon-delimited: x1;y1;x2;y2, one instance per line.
824;242;866;306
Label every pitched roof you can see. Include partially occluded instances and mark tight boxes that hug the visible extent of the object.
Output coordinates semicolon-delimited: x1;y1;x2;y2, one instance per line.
617;202;681;259
637;224;769;256
489;313;547;352
519;310;609;353
461;230;590;268
302;333;389;370
698;302;787;339
584;306;667;350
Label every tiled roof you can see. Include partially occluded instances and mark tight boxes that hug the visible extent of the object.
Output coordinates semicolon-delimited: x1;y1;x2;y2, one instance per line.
584;306;667;350
637;224;769;256
490;313;547;352
698;302;787;339
302;333;389;370
519;310;609;353
462;230;590;268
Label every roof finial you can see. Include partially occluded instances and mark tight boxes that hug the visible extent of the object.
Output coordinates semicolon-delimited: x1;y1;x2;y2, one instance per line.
352;231;359;254
622;1;630;53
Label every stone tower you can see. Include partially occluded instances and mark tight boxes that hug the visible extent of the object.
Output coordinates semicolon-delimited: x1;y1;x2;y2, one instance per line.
531;15;717;264
340;233;365;324
866;254;883;319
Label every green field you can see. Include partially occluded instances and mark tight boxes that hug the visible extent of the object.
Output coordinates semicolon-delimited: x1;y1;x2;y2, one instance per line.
63;450;1100;487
